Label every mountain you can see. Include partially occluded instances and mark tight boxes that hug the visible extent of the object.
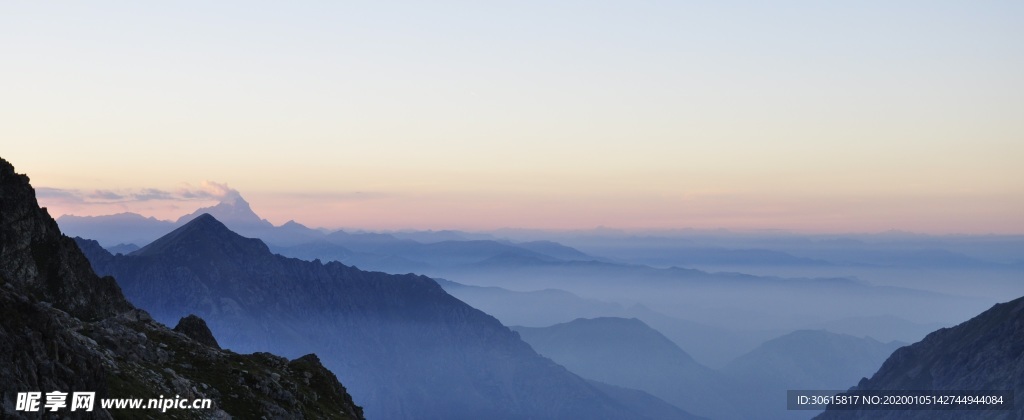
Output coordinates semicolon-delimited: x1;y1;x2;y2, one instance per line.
425;254;977;333
56;212;174;247
724;330;905;389
436;278;626;326
513;317;739;419
801;315;947;344
815;296;1024;420
437;279;775;367
0;157;363;419
175;194;273;230
56;194;324;248
511;240;601;262
270;240;433;274
105;242;140;255
724;330;903;419
586;380;707;420
78;214;658;419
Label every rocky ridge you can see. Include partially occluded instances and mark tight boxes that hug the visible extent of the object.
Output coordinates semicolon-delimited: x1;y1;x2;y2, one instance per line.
815;296;1024;420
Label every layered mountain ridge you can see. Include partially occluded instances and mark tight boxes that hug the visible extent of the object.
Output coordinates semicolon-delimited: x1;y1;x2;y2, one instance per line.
76;212;686;419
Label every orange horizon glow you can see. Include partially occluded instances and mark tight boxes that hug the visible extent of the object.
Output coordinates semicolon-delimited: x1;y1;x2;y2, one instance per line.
29;180;1024;235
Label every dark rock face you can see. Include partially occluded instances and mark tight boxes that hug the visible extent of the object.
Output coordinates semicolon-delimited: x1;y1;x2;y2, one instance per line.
174;315;222;350
0;157;364;420
82;214;645;419
0;161;131;320
816;296;1024;420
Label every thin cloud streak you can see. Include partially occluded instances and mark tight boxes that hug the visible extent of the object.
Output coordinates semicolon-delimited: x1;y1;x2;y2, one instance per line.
38;182;240;205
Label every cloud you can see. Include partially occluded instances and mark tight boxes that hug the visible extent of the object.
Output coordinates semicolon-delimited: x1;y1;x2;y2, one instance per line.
172;181;241;203
90;190;128;201
37;182;241;206
275;191;392;202
36;187;85;202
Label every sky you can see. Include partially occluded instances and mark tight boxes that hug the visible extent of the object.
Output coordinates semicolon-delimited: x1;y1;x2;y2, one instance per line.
2;1;1022;233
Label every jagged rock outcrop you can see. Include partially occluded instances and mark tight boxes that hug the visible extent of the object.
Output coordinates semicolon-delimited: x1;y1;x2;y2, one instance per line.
816;296;1024;420
174;315;222;350
0;157;364;419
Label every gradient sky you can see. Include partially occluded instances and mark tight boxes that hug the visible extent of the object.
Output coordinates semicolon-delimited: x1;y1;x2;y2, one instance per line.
2;1;1022;233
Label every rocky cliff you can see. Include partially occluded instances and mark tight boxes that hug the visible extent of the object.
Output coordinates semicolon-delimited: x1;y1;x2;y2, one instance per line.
0;157;364;419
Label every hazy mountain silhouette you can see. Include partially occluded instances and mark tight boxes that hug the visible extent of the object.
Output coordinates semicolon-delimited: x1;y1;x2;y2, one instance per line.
586;380;707;420
425;254;974;333
77;214;665;419
513;317;739;419
105;242;140;255
270;240;433;274
176;195;272;229
56;212;174;247
816;296;1024;420
801;315;947;344
723;330;904;419
0;157;363;419
437;278;626;326
437;279;771;367
724;330;905;389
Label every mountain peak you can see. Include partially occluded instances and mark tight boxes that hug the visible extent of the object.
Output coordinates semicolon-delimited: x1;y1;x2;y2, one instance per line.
135;213;271;258
176;193;273;230
190;212;220;224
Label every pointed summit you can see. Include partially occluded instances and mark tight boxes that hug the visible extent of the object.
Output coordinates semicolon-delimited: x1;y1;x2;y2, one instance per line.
176;193;273;231
134;213;270;259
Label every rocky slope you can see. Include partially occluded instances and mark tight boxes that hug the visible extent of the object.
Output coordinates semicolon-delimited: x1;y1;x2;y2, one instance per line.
0;157;363;419
815;296;1024;420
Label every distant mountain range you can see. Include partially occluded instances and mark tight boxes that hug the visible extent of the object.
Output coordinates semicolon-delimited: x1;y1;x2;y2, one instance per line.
53;192;1004;336
57;195;323;248
76;214;694;419
57;194;606;271
0;157;364;419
